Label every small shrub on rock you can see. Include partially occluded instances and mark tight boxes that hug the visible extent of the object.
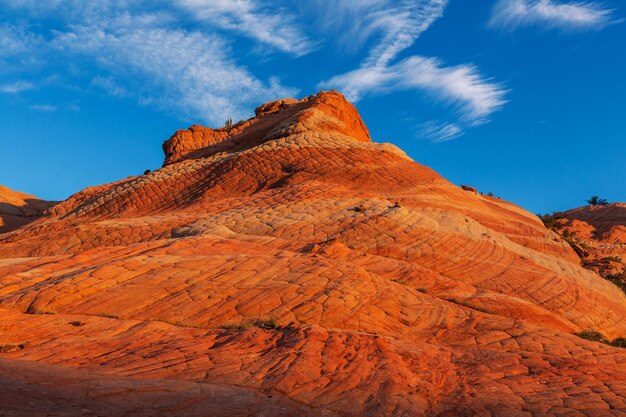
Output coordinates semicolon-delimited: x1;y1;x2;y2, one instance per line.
610;338;626;348
574;329;608;343
587;196;608;206
224;117;233;133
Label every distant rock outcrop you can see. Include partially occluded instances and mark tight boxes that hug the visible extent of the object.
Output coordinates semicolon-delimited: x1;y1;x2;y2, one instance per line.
1;91;625;416
0;185;55;233
551;203;626;283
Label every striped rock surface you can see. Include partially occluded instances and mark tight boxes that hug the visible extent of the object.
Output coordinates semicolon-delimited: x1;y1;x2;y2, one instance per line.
0;91;625;416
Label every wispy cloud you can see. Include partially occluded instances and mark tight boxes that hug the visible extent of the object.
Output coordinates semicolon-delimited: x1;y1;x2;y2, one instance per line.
0;23;40;57
53;21;296;124
317;0;505;140
91;76;128;98
174;0;315;56
316;0;449;98
0;1;299;124
0;80;35;93
489;0;616;31
1;0;508;140
30;104;57;112
308;0;447;64
417;121;464;142
360;0;448;68
322;56;507;124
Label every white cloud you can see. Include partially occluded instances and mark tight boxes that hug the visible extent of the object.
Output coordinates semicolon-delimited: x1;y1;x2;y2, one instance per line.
417;121;464;142
360;0;448;68
0;23;41;58
30;104;57;112
321;56;507;125
91;76;128;97
318;0;505;136
315;0;449;97
489;0;616;30
0;0;508;137
0;1;299;125
174;0;315;56
0;80;35;93
52;19;297;124
306;0;447;64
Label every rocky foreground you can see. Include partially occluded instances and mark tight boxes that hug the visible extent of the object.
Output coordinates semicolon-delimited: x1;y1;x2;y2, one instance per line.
0;91;625;416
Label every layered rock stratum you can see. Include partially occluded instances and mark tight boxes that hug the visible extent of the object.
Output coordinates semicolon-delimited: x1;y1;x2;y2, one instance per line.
0;91;625;416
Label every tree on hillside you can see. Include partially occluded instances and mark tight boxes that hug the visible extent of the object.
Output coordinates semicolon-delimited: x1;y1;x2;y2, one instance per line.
587;196;608;206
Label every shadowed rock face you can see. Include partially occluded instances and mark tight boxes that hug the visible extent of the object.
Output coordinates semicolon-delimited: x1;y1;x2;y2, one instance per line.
0;91;625;416
553;204;626;279
0;185;55;233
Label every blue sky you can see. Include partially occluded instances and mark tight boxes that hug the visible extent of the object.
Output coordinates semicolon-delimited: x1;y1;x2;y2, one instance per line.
0;0;624;214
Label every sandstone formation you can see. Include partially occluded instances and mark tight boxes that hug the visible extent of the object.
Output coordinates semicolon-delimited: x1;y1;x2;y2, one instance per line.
550;203;626;286
0;91;625;416
0;184;55;233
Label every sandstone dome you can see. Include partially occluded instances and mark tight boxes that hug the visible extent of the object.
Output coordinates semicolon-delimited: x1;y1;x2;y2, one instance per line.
0;91;625;416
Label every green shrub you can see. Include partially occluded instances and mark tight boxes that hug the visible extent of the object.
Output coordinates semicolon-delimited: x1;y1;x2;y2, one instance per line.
610;338;626;348
573;331;625;348
220;317;280;331
254;318;280;330
587;196;608;206
574;329;608;343
606;270;626;294
224;117;233;133
538;213;558;231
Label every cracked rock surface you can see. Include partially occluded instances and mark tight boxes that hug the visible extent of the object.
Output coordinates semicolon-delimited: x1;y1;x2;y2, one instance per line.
0;91;625;416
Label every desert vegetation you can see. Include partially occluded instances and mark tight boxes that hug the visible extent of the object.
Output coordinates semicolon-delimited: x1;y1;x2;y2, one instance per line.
574;329;626;348
220;318;281;331
606;270;626;294
224;117;233;133
538;212;561;231
587;196;609;206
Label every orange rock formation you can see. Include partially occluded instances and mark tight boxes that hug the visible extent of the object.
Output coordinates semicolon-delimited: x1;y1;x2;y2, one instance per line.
0;184;55;233
0;91;625;416
552;203;626;281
